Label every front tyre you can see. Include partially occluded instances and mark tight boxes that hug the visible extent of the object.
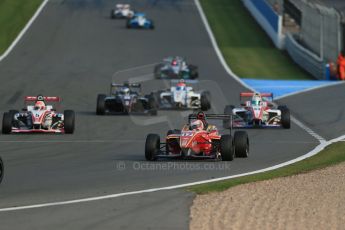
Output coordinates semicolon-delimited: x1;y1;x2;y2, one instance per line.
64;110;75;134
145;134;160;161
96;94;106;115
220;134;234;161
2;112;13;134
0;157;3;184
234;131;249;158
280;107;290;129
188;65;198;79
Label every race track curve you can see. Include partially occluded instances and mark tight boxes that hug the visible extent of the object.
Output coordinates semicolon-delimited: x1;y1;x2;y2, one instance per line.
0;0;335;229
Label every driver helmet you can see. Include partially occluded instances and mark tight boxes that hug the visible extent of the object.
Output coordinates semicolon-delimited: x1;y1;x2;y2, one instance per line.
176;79;186;89
190;119;204;131
251;93;262;106
34;101;46;110
171;59;178;66
121;87;130;96
197;111;206;120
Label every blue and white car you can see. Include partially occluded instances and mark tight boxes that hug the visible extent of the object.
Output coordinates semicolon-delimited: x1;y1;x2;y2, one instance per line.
126;13;154;29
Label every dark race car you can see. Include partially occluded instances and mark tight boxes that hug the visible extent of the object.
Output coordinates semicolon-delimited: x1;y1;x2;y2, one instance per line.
154;56;198;79
96;82;157;115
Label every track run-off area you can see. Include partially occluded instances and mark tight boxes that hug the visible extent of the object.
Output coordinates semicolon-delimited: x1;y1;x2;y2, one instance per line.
0;0;345;229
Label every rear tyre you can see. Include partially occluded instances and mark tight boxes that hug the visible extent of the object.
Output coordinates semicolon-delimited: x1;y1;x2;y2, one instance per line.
64;110;75;134
188;65;198;79
96;94;106;115
154;64;164;79
220;134;234;161
0;157;3;184
200;91;211;111
280;107;290;129
223;105;234;129
145;134;160;161
110;10;115;19
234;131;249;158
2;112;13;134
126;19;131;28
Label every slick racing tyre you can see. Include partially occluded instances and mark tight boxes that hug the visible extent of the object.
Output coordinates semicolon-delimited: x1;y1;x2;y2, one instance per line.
2;112;13;134
223;105;234;129
110;10;115;19
188;65;198;79
126;19;131;28
200;91;211;111
145;134;160;161
0;157;3;184
234;131;249;158
64;110;75;134
278;106;291;129
154;64;164;79
220;134;234;161
96;94;106;115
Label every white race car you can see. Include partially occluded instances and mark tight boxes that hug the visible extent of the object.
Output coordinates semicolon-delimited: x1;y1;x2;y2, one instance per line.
110;4;134;19
224;92;290;129
152;80;211;111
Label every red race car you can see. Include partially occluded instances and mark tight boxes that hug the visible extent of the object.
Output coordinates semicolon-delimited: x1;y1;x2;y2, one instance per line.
2;95;75;134
145;112;249;161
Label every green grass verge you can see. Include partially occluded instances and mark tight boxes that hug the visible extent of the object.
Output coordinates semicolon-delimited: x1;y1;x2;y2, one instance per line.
200;0;312;80
189;142;345;194
0;0;43;55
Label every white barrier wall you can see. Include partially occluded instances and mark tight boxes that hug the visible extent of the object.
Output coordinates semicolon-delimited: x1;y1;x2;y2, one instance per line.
242;0;284;49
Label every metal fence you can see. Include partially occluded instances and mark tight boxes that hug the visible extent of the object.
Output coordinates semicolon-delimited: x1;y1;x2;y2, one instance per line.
289;0;342;62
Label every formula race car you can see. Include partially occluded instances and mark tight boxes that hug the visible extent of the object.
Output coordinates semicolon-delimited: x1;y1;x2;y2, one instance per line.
110;4;135;19
154;56;198;79
96;82;157;115
0;157;3;184
224;92;290;129
152;80;211;110
145;112;249;161
2;95;75;134
126;13;154;29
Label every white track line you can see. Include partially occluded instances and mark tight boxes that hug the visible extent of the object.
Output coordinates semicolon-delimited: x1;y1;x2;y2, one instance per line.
0;0;49;62
0;134;344;212
193;0;325;143
0;0;342;213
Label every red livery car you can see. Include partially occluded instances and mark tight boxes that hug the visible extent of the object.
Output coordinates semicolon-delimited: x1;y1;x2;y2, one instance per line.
145;112;249;161
2;95;75;134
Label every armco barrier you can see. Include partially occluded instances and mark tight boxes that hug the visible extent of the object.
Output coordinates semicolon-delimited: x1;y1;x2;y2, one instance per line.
285;33;324;79
242;0;284;49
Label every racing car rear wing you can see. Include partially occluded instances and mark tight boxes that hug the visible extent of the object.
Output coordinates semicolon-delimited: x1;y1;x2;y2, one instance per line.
111;83;141;88
240;92;273;101
24;96;61;102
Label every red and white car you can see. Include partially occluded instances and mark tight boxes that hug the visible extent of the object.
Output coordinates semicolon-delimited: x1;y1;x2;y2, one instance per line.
2;95;75;134
224;92;290;129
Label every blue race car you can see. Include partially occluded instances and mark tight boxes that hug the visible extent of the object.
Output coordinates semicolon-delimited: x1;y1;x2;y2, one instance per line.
126;13;154;29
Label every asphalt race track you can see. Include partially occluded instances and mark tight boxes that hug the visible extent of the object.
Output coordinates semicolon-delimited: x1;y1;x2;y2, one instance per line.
1;0;342;229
